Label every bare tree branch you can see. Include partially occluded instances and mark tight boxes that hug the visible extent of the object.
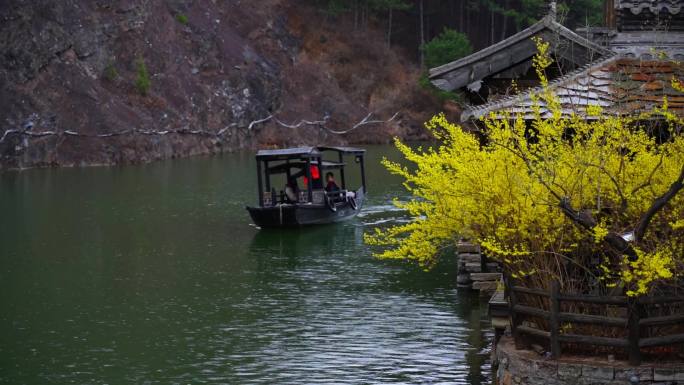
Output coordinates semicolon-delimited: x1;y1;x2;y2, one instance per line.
248;115;273;130
634;163;684;242
326;111;400;134
0;111;400;145
273;117;329;129
559;197;637;259
631;153;664;195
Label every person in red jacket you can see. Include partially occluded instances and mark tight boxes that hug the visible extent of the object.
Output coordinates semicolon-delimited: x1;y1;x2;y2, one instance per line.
302;164;323;189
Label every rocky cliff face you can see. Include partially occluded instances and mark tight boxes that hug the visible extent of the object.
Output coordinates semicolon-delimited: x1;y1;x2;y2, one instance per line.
0;0;434;170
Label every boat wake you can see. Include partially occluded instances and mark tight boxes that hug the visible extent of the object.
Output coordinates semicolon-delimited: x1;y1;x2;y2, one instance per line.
357;201;411;227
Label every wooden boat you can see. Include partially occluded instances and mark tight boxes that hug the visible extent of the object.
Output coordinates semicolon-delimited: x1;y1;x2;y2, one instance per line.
246;146;367;228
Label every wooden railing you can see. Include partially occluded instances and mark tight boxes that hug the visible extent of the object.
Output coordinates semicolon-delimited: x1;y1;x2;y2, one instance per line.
504;276;684;365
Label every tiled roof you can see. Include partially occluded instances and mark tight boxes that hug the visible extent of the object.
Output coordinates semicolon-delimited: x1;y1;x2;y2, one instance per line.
461;56;684;121
617;0;683;15
610;32;684;60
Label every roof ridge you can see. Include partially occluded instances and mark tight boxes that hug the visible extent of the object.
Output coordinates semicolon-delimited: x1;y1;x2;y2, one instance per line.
429;16;611;81
429;17;550;78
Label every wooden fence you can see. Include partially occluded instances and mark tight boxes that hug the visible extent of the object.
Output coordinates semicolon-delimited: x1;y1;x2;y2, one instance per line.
504;276;684;365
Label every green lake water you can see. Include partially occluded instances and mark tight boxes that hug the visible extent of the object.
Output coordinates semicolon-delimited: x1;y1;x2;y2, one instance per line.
0;145;492;384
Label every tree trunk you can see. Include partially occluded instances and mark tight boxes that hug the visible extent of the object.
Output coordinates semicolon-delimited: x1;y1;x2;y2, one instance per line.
387;8;393;47
361;0;367;30
419;0;425;67
500;0;509;41
465;1;470;37
490;5;495;44
425;7;430;42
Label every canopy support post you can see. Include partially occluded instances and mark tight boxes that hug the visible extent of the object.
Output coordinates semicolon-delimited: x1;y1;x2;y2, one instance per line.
306;158;313;203
264;160;271;192
257;160;264;207
338;152;346;189
359;155;367;193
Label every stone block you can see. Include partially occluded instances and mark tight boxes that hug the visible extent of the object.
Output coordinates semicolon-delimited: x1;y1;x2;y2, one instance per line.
558;363;582;379
582;365;614;380
457;243;480;253
491;316;509;329
459;253;481;263
470;272;501;281
528;376;560;385
473;281;498;292
464;263;482;273
578;380;625;385
531;359;558;379
506;355;534;377
615;367;653;382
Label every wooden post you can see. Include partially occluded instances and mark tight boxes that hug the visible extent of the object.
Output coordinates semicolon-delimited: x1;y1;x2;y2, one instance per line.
628;297;642;365
257;160;263;207
264;160;271;192
549;280;561;359
605;0;615;29
359;155;367;193
505;272;523;349
306;158;313;203
480;251;487;273
338;151;346;190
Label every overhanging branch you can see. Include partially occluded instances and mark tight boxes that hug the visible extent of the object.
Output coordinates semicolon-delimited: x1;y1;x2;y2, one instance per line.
634;163;684;242
559;197;637;259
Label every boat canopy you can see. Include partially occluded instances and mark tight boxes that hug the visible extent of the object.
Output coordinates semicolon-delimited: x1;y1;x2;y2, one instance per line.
256;146;320;160
317;146;366;155
256;146;365;161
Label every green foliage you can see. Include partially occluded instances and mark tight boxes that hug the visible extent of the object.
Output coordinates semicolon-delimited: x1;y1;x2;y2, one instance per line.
318;0;351;16
418;73;463;103
372;0;412;12
560;0;604;28
314;0;412;18
175;13;189;25
103;62;118;81
422;28;472;69
483;0;603;29
135;57;151;96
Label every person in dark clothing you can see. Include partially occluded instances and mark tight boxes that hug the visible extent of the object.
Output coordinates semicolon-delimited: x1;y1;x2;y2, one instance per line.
324;172;340;192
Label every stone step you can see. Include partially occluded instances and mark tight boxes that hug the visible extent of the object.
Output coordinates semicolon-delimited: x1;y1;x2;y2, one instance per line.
470;272;502;281
464;263;482;273
457;243;480;253
473;281;498;292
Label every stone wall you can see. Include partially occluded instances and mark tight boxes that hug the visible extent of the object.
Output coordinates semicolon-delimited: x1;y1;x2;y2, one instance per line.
495;336;684;385
457;241;501;294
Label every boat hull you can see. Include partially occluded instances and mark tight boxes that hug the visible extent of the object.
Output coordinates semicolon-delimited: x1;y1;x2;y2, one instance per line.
247;190;364;228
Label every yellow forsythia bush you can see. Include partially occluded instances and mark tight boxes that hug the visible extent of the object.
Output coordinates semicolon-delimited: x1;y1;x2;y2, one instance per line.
366;41;684;296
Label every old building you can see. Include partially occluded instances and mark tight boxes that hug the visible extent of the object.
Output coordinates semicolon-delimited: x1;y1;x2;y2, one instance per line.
430;0;684;122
